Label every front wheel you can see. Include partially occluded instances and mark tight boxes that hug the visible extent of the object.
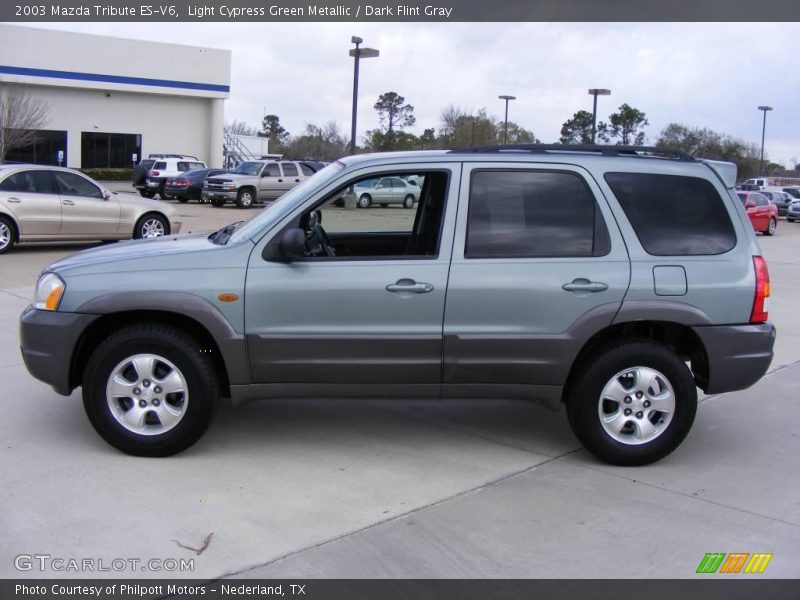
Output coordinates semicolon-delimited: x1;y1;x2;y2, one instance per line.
403;194;415;209
357;194;372;208
134;213;169;239
82;324;219;456
139;190;156;199
236;188;254;209
210;198;226;208
0;216;16;254
177;197;189;204
765;218;777;236
787;218;795;223
566;341;697;466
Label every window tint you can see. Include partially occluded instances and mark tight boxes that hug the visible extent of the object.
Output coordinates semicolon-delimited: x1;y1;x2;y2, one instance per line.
0;171;54;194
263;163;280;177
300;163;315;176
52;171;103;198
153;162;167;170
605;172;736;256
177;161;205;172
282;163;299;177
466;170;610;258
390;178;406;187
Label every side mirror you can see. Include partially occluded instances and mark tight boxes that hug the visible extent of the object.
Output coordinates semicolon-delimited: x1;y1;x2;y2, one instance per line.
745;200;756;208
278;228;306;260
103;190;112;200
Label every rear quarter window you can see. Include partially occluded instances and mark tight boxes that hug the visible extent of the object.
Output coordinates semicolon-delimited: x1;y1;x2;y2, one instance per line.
604;172;736;256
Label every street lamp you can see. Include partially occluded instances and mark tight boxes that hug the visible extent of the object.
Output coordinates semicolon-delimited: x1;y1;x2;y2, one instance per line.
349;36;379;155
498;95;516;144
758;105;773;176
588;88;611;144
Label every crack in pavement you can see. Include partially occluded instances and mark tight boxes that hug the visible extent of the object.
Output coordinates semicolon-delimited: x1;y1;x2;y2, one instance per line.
220;447;582;579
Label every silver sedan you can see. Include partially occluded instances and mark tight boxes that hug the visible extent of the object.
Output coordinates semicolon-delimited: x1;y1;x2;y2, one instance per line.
0;164;183;254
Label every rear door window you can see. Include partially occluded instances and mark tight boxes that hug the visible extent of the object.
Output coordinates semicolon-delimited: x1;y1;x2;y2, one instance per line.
0;170;55;194
466;170;611;258
605;172;736;256
282;163;299;177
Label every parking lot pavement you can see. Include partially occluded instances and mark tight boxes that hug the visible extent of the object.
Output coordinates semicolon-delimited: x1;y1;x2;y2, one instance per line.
1;213;799;580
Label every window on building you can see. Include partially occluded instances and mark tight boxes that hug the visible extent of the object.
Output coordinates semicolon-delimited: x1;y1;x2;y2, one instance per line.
3;130;67;166
81;132;141;168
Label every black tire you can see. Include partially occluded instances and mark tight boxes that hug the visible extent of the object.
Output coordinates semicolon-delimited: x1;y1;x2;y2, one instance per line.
566;340;697;466
403;194;415;209
236;188;255;209
357;194;372;209
380;203;388;208
82;324;219;457
0;215;17;254
139;190;156;199
764;218;777;236
177;197;189;204
133;213;170;239
210;198;226;208
787;218;795;223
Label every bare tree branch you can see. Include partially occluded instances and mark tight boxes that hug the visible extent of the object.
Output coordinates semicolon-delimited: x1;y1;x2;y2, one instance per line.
0;87;49;162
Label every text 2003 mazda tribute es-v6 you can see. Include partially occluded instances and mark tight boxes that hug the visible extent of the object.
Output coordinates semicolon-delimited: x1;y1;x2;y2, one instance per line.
19;146;776;464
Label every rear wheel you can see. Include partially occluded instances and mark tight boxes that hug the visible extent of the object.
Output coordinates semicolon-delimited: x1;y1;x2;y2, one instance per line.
177;197;189;204
566;340;697;466
787;218;795;223
210;198;226;208
765;218;777;236
82;324;219;456
236;188;254;209
134;213;169;239
0;216;16;254
139;190;156;199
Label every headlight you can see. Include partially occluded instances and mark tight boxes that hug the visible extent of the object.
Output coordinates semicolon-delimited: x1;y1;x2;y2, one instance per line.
34;273;65;311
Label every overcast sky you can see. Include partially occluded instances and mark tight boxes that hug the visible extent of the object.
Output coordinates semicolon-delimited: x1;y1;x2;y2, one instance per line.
26;22;800;167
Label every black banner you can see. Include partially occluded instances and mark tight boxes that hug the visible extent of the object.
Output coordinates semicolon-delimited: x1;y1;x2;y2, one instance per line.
4;0;800;22
3;579;800;600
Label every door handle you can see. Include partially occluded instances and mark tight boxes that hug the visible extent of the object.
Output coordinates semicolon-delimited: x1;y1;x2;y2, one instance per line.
62;199;75;206
7;197;21;203
562;278;608;293
386;279;434;294
277;178;283;182
295;179;300;182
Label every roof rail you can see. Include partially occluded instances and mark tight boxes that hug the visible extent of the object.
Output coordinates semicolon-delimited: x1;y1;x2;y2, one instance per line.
449;144;696;162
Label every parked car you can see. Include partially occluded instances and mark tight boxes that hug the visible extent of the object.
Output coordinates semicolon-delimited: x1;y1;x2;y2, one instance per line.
759;190;793;216
333;176;421;208
203;160;316;208
737;191;778;235
165;169;229;203
786;199;800;223
146;156;207;199
132;158;156;198
783;186;800;200
19;145;775;466
0;164;182;253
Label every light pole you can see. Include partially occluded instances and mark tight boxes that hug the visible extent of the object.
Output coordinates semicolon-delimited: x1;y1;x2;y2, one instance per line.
588;88;611;144
498;95;516;144
349;36;379;155
758;105;773;176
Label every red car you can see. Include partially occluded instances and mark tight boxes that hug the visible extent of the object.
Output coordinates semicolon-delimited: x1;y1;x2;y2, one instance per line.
738;191;777;236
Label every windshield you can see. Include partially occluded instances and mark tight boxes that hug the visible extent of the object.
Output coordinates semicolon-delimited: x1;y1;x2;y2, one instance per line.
228;162;345;244
233;162;263;176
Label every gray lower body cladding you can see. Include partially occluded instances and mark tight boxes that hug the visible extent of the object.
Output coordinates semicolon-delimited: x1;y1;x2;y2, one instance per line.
692;323;775;394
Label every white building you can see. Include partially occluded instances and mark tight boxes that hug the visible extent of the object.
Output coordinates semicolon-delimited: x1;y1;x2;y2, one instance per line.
0;25;230;168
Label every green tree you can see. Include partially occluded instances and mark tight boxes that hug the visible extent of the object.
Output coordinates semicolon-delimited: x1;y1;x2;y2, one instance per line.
438;106;498;148
419;128;437;149
364;129;419;152
284;121;347;161
656;122;764;180
504;121;540;144
259;114;290;151
605;103;649;145
559;110;597;144
373;91;416;150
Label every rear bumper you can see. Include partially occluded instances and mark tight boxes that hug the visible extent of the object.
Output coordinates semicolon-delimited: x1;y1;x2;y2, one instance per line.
692;323;776;394
19;306;98;396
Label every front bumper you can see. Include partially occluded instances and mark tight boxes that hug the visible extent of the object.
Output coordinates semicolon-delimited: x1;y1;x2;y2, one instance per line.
19;306;98;396
202;189;237;200
692;323;776;394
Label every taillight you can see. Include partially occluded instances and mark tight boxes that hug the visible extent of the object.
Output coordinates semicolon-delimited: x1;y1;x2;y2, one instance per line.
176;179;190;186
750;256;770;324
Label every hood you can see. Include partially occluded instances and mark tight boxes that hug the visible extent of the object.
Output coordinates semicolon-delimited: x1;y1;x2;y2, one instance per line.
208;173;255;182
47;232;251;276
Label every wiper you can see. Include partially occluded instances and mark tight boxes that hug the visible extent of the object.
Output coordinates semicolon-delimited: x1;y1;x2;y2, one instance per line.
210;220;244;245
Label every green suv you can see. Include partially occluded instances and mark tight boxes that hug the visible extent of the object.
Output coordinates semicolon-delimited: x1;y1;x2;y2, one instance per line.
19;145;776;465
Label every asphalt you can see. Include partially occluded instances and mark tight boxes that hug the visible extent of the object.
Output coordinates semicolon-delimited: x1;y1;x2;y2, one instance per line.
1;190;798;580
